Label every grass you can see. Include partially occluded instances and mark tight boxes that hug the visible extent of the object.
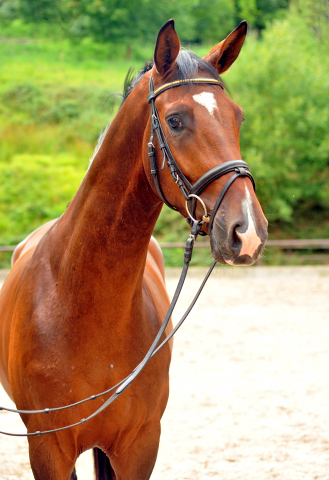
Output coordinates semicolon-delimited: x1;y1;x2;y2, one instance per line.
0;38;146;158
0;38;151;88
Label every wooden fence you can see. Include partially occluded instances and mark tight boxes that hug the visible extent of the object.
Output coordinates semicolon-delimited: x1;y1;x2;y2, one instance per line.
156;239;329;264
158;239;329;250
1;239;329;254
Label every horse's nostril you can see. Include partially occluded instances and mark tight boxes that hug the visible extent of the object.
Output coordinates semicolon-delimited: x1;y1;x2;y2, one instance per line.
230;224;243;252
235;224;246;240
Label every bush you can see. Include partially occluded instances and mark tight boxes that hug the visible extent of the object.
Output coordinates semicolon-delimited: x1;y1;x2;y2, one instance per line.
224;11;329;230
0;154;88;244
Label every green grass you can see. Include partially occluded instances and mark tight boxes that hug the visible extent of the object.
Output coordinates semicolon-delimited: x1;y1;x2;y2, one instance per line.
0;38;151;89
0;38;149;164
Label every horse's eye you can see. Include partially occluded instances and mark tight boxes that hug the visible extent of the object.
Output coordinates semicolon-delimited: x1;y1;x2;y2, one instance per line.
167;117;182;130
242;117;246;122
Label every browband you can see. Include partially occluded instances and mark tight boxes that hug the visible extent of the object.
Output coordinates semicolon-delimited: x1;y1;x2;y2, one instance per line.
147;78;224;103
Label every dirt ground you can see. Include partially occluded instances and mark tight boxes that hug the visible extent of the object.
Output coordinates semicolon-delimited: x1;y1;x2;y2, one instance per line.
1;265;329;480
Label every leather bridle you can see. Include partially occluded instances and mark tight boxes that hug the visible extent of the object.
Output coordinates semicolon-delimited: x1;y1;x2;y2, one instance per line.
147;74;255;233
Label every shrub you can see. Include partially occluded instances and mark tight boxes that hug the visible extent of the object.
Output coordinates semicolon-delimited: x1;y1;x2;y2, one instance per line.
0;154;88;244
224;12;329;229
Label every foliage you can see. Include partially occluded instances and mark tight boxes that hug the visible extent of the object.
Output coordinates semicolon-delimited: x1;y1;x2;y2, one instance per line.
0;0;290;44
191;0;236;43
0;154;88;244
222;7;329;231
236;0;289;32
291;0;329;44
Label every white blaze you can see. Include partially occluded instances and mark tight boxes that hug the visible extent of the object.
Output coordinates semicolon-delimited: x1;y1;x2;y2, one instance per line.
193;91;218;116
237;185;262;257
226;185;262;265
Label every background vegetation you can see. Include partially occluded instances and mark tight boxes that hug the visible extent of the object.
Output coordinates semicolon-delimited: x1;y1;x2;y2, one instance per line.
0;0;328;266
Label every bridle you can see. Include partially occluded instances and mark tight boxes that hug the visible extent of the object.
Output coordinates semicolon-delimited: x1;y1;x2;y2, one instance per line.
0;73;257;437
147;74;255;233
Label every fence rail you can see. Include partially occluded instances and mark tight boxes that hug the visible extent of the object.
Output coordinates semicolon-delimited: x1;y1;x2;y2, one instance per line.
158;239;329;250
0;246;15;252
1;239;329;252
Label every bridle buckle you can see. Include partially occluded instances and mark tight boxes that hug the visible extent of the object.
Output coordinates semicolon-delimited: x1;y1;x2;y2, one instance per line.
186;194;208;224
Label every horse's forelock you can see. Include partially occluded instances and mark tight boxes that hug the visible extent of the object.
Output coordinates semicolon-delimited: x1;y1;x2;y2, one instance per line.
176;50;219;80
121;50;226;105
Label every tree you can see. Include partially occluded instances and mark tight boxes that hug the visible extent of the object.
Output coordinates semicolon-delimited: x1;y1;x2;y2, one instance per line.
235;0;289;33
60;0;196;43
191;0;236;43
17;0;62;23
0;0;290;43
292;0;329;43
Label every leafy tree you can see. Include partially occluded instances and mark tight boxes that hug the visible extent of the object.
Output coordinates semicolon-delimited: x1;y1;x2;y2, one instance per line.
235;0;289;33
292;0;329;43
0;0;290;43
55;0;196;43
191;0;236;43
17;0;62;23
236;0;258;25
0;0;20;21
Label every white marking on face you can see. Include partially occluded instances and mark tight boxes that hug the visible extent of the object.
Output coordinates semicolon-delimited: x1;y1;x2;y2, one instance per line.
225;185;262;266
237;185;262;257
193;91;218;117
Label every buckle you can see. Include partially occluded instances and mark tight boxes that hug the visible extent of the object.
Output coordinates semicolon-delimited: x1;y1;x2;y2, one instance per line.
185;194;210;224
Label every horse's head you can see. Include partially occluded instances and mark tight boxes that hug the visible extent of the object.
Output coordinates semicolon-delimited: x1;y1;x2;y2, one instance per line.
143;20;268;266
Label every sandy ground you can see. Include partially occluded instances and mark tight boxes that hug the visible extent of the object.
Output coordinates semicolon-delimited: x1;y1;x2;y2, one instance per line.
1;265;329;479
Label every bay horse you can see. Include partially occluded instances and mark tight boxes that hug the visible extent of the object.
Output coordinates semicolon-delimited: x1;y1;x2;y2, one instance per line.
0;19;268;480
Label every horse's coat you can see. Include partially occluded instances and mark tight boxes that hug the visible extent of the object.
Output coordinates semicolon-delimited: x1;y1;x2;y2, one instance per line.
0;19;267;480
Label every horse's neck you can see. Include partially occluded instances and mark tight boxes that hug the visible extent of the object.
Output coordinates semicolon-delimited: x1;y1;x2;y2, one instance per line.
51;91;162;288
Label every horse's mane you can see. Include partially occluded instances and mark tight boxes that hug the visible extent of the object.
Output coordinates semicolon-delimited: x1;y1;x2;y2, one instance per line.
122;50;226;105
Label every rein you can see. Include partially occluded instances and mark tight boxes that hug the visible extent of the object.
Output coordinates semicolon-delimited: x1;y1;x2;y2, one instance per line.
0;74;256;437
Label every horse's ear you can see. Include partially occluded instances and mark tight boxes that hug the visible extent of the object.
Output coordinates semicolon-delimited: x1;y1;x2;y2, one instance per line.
154;19;180;77
203;21;247;74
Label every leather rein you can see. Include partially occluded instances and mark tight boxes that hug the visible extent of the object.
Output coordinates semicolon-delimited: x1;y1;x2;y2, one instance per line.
0;74;255;437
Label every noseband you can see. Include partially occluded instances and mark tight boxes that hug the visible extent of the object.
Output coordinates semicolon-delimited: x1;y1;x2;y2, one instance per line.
147;75;255;233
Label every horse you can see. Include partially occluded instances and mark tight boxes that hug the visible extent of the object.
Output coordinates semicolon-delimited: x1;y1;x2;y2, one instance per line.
0;19;268;480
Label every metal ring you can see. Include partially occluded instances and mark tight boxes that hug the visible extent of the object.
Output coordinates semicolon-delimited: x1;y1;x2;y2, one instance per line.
185;194;210;224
